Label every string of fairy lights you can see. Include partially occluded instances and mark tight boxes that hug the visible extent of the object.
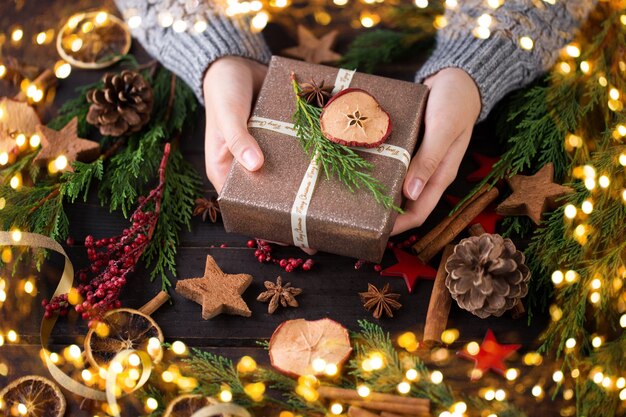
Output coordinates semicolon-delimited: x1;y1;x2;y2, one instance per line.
1;1;626;416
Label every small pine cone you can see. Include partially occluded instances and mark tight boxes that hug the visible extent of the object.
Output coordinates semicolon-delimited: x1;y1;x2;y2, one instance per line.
445;233;530;319
86;70;153;137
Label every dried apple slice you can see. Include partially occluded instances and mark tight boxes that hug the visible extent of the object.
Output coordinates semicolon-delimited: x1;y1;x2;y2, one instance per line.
269;318;352;377
320;88;392;148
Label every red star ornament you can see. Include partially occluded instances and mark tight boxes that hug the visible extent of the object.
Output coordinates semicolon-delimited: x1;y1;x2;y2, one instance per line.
380;248;436;293
445;194;503;234
467;153;500;182
458;329;521;381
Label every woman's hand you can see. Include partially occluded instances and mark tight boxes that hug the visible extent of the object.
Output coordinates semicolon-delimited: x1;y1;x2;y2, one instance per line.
203;56;268;192
392;68;481;235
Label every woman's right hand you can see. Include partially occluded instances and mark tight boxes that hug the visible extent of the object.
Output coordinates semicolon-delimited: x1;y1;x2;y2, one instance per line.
203;56;268;192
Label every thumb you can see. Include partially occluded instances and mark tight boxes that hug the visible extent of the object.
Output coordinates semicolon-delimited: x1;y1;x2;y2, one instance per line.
221;120;265;172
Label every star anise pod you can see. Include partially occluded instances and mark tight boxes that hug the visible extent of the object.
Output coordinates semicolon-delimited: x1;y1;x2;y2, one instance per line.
257;276;302;314
297;79;334;107
193;197;220;223
359;283;402;319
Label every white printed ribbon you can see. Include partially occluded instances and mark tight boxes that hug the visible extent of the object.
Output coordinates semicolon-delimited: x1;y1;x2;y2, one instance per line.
248;68;410;249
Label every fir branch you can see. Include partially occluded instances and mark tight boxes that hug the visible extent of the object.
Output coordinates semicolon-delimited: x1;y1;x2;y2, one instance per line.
291;76;401;212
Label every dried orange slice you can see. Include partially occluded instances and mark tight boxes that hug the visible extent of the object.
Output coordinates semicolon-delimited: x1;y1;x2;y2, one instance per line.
269;318;352;377
84;308;163;370
0;375;66;417
163;395;216;417
56;12;131;70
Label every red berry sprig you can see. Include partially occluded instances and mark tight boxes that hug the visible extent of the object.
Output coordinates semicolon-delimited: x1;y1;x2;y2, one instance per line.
42;144;172;325
246;239;314;272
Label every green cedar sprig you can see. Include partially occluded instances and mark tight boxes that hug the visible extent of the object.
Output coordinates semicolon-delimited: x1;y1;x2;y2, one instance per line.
291;76;401;212
0;59;201;292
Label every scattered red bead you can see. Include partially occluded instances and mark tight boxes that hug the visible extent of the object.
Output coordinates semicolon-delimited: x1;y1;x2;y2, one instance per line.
249;239;315;272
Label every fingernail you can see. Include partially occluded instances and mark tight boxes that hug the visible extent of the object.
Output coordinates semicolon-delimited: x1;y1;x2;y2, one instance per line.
241;148;260;170
407;178;424;200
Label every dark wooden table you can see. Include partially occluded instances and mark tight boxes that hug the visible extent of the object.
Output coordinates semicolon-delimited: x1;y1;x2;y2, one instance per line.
0;1;568;416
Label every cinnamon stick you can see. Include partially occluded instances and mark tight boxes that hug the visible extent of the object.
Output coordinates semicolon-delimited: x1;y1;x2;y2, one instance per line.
417;187;499;263
318;387;429;409
423;244;455;343
139;291;170;315
468;224;525;318
347;400;428;416
381;413;414;417
348;406;380;417
14;69;57;101
412;184;489;254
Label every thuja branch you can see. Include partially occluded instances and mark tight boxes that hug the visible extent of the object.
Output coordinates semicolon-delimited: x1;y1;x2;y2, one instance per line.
291;75;401;212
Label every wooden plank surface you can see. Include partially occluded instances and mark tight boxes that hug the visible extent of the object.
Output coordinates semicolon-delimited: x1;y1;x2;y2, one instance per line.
0;1;564;416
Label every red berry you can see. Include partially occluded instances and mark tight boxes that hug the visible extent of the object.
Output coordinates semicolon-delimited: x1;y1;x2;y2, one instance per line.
279;259;288;268
257;255;265;263
285;264;294;273
374;264;382;272
247;240;256;248
220;244;228;248
302;263;311;271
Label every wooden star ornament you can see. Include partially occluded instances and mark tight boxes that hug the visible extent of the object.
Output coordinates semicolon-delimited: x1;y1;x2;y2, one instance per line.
282;25;342;64
380;248;436;293
175;255;253;319
0;97;41;154
496;163;573;225
33;117;100;171
457;329;521;381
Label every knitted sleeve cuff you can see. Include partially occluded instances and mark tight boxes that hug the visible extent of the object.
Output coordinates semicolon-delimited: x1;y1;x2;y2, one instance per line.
155;16;272;104
415;32;540;121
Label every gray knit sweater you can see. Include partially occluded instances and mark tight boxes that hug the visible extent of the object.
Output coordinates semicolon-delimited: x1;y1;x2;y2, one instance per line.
114;0;596;120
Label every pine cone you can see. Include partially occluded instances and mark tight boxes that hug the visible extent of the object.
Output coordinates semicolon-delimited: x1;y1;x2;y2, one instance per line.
86;70;153;136
445;233;530;319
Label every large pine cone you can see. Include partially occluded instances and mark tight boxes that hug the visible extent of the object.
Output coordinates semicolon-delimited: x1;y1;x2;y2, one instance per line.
86;70;153;137
445;233;530;318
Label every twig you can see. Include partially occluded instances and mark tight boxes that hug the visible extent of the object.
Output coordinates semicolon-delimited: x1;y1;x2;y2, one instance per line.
100;139;125;161
27;187;60;215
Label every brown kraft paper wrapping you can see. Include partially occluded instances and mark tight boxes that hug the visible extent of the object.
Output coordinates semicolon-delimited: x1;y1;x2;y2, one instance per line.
219;56;429;262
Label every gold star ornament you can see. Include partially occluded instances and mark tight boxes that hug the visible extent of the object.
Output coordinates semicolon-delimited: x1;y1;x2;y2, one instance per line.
496;163;573;225
33;117;100;171
282;25;342;64
175;255;253;319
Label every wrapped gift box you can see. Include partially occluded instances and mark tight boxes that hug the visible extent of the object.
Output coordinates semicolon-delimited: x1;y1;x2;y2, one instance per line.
219;56;428;262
